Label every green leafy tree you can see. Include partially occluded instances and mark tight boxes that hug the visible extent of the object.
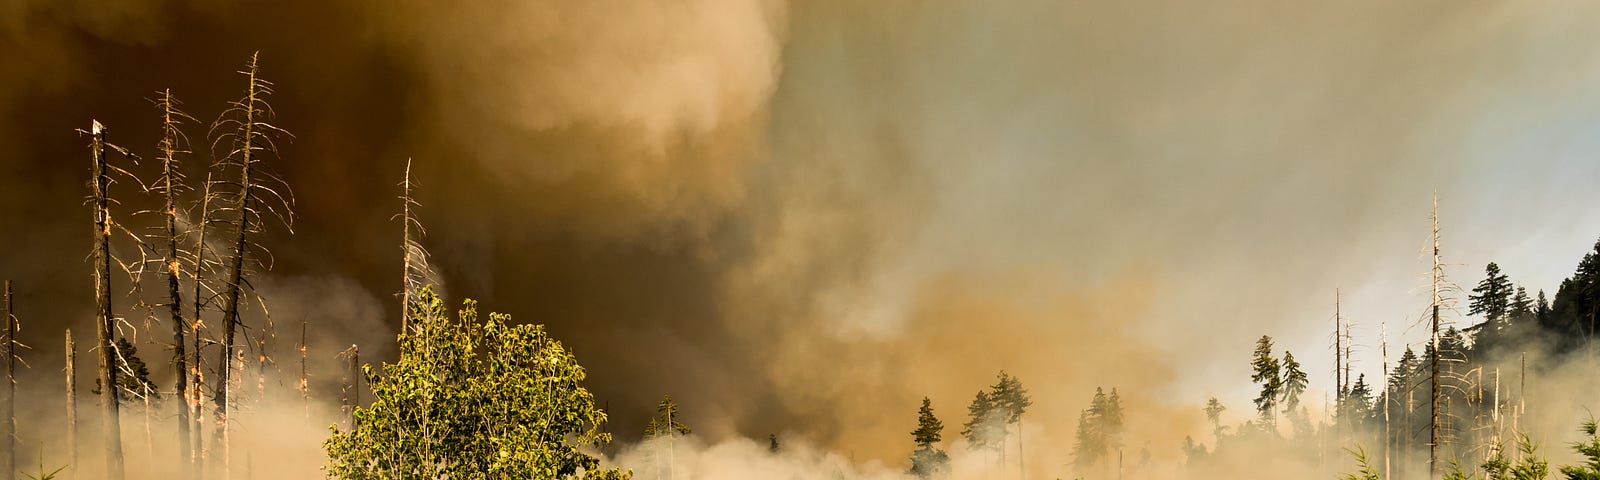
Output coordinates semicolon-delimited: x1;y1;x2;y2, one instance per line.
909;397;950;479
322;287;629;480
1250;335;1282;429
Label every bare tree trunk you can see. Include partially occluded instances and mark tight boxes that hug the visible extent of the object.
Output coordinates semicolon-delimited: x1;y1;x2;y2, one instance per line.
299;319;307;420
341;345;358;429
1430;192;1442;480
3;280;14;480
156;89;192;479
89;120;125;480
65;329;76;480
190;173;212;480
214;54;259;479
1382;322;1391;480
1335;288;1342;446
190;320;203;479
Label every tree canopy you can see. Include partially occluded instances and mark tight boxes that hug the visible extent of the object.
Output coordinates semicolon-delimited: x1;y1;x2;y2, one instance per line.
322;287;629;480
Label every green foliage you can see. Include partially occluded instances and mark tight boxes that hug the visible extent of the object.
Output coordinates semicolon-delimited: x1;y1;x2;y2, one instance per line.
642;394;691;437
1281;351;1308;411
1561;419;1600;480
1340;446;1381;480
1072;387;1125;472
322;287;629;480
989;371;1032;425
1471;262;1514;322
908;397;949;478
92;338;159;403
1203;397;1227;439
912;397;944;447
961;390;1002;452
19;446;66;480
1250;335;1281;427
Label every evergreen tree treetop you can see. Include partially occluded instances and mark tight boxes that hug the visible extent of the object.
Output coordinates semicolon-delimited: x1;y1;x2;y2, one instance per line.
1281;350;1308;411
644;394;691;437
912;397;944;447
1470;262;1514;321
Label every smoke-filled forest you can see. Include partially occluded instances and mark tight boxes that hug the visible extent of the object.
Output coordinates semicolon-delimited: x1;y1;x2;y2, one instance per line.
6;1;1600;479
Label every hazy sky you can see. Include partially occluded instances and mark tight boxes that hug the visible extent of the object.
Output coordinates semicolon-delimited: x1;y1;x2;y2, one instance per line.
3;0;1600;464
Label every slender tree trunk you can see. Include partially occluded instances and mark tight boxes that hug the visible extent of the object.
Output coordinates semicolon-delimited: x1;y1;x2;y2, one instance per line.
214;56;259;478
190;320;203;479
190;174;211;480
299;319;308;420
1335;288;1342;446
89;120;125;480
3;280;14;480
158;89;191;479
342;345;358;430
1430;192;1442;479
65;329;76;479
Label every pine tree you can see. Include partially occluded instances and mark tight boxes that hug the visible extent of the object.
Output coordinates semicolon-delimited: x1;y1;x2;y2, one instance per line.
1470;262;1514;322
909;397;950;479
1281;350;1309;411
1250;335;1282;430
1203;397;1227;440
643;395;691;437
961;390;1003;453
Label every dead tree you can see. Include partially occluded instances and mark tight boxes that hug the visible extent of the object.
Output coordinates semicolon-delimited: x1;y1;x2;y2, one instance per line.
86;119;128;480
1428;191;1446;478
64;330;76;476
206;52;294;473
299;318;307;419
339;345;358;430
397;158;437;335
146;88;199;476
3;280;14;480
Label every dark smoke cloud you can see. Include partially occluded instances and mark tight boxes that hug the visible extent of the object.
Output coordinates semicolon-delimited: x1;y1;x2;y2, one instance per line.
5;0;1600;476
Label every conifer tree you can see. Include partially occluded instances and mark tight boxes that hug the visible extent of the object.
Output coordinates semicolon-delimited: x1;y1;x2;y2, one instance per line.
1281;350;1308;411
1203;397;1227;441
961;390;1003;453
909;397;950;479
643;395;691;438
1250;335;1282;430
1470;262;1514;322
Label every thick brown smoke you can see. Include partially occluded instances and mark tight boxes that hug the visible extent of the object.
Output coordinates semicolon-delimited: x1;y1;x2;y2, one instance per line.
5;0;1600;478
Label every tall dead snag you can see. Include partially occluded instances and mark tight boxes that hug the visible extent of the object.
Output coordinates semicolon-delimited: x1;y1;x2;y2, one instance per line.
206;52;294;473
339;345;358;430
148;88;198;476
87;119;126;480
64;330;76;475
299;318;307;419
1430;192;1443;479
3;280;14;480
396;158;436;335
